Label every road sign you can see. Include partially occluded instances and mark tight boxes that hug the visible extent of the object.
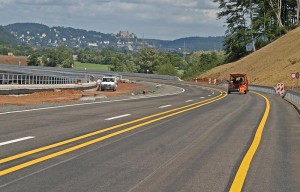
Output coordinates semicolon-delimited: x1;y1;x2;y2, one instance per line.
292;73;296;79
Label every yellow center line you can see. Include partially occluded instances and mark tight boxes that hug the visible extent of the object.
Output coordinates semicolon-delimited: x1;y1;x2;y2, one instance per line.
0;91;223;164
229;91;270;192
0;87;226;165
0;90;227;176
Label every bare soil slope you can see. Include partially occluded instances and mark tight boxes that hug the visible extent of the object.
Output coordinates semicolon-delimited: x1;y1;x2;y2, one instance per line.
0;82;145;106
199;27;300;87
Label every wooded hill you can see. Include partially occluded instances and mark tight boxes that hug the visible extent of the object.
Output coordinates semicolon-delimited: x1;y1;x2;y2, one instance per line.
3;23;224;52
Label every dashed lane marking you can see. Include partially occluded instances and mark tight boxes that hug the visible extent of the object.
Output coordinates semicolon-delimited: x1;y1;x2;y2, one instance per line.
159;105;172;109
105;114;131;121
0;137;35;146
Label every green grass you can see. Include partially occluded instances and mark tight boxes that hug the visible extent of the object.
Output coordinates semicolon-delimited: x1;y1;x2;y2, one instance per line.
74;61;111;71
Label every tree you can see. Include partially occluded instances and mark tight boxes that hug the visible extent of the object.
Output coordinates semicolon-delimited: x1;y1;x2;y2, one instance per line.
182;51;225;79
297;0;300;23
56;44;74;68
110;53;126;72
214;0;299;62
214;0;251;62
268;0;283;27
155;63;178;76
137;48;160;73
43;49;59;67
27;53;40;66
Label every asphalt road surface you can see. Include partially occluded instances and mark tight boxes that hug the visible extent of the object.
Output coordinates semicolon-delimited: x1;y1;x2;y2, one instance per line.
0;82;299;192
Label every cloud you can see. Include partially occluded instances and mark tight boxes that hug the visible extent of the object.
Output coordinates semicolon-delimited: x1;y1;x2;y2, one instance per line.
0;0;225;39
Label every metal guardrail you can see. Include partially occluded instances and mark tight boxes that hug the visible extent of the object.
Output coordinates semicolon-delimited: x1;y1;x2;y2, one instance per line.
284;90;300;106
249;84;300;106
219;82;300;106
249;85;276;94
248;84;300;106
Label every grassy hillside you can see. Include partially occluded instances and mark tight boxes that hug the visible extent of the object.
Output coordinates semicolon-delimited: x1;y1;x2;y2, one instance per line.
199;27;300;87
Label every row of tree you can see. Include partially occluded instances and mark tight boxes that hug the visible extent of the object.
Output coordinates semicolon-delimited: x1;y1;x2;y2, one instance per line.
214;0;300;62
75;47;225;78
2;42;225;79
28;44;74;68
76;47;186;76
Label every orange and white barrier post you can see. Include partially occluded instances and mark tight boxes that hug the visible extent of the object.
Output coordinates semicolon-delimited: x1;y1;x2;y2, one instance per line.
276;83;285;97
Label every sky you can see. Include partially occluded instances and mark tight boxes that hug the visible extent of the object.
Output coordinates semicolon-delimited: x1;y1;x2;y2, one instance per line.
0;0;226;40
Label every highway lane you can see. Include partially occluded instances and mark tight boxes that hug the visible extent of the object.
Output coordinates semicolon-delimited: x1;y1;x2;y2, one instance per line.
243;94;300;191
0;84;214;157
0;82;299;191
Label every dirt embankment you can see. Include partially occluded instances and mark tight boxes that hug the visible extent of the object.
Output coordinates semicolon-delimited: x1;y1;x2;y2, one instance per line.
0;82;145;106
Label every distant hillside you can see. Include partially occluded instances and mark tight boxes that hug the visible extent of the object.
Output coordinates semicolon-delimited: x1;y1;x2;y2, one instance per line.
5;23;224;52
5;23;119;49
148;36;224;52
0;26;19;45
199;26;300;87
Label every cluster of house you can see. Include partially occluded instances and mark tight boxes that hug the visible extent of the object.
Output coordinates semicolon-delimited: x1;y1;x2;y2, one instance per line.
10;29;148;51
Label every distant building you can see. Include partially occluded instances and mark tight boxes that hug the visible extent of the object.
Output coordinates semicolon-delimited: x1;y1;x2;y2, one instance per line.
88;43;98;47
119;31;130;38
8;52;14;56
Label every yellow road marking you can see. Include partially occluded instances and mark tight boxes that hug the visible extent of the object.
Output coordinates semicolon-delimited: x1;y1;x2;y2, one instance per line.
229;92;270;192
0;89;225;165
0;89;227;176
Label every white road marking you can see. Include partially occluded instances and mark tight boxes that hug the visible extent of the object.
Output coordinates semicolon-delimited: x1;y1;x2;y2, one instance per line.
0;87;185;116
159;105;172;109
0;136;35;146
212;92;215;95
105;114;131;121
208;95;212;97
200;97;205;99
185;100;193;103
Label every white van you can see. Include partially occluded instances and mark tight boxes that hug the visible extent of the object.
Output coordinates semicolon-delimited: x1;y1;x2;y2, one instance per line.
100;76;117;91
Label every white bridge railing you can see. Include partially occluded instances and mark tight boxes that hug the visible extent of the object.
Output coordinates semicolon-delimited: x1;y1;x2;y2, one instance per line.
0;73;86;85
